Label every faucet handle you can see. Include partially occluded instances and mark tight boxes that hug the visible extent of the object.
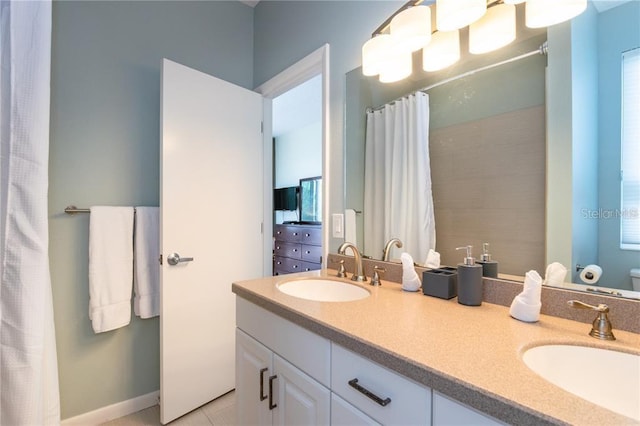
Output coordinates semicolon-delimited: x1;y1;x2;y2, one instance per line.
337;260;346;278
567;300;615;341
371;266;386;286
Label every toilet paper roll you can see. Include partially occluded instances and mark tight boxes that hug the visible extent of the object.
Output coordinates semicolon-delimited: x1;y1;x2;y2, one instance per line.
579;264;602;284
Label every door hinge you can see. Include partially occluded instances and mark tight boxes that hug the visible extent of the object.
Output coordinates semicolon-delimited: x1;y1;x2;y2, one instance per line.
159;254;163;265
261;222;264;234
261;121;264;134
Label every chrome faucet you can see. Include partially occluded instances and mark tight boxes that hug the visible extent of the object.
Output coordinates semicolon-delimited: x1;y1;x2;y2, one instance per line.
567;300;616;340
338;242;367;282
382;238;403;262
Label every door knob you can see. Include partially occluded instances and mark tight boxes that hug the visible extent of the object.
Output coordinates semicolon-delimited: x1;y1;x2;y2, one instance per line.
167;252;194;266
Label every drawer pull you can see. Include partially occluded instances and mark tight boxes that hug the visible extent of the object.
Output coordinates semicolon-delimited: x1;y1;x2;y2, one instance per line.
259;368;268;401
348;378;391;407
269;374;278;410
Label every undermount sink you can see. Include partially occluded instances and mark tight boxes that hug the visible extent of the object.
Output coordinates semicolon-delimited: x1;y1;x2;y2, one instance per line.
276;278;370;302
523;344;640;421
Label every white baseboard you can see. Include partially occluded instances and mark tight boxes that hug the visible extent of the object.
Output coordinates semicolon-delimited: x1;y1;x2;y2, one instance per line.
62;390;159;425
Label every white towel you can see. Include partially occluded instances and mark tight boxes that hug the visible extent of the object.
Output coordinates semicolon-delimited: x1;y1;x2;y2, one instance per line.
424;249;441;268
345;209;358;246
134;207;160;319
543;262;568;287
89;206;134;333
509;270;543;323
401;252;422;292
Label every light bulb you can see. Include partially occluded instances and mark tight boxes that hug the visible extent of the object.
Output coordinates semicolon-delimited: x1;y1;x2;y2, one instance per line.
362;34;392;76
436;0;486;31
469;3;516;54
390;5;432;53
526;0;587;28
379;50;412;83
422;30;460;72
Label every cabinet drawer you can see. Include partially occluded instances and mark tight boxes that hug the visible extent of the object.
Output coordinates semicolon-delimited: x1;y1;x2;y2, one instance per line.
274;224;302;243
301;261;321;272
274;241;301;259
274;256;302;274
331;344;431;425
301;244;322;263
299;226;322;245
331;393;380;425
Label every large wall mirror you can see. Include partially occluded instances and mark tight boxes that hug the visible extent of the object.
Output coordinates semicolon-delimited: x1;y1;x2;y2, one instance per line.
344;1;639;296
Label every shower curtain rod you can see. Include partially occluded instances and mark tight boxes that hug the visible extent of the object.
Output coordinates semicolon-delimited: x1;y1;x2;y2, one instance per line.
366;42;548;113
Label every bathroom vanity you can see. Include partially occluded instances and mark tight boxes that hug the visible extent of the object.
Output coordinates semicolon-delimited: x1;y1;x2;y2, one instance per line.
232;269;640;425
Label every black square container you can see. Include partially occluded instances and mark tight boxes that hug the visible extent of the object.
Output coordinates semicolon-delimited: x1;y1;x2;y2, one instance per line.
422;268;458;299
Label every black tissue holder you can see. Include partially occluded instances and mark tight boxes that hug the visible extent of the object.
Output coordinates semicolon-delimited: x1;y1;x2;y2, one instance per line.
422;267;458;300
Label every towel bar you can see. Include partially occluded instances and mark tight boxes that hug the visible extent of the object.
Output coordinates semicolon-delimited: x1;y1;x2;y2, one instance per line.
64;205;149;214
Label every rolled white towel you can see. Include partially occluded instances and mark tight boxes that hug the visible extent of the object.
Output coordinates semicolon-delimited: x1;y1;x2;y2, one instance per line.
543;262;568;287
401;253;421;292
424;249;441;269
509;270;543;323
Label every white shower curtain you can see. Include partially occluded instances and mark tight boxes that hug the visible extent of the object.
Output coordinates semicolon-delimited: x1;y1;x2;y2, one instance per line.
0;1;60;424
364;92;435;263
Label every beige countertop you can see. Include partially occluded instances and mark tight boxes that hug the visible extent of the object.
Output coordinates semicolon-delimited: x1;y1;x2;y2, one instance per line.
232;269;640;426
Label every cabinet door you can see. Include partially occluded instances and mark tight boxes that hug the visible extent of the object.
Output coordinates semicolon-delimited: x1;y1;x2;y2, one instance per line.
236;329;273;426
331;393;380;426
272;355;330;426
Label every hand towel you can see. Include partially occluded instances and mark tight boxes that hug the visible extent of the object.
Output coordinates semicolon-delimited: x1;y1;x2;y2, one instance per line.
401;253;421;292
509;270;543;323
543;262;568;287
424;249;441;269
344;209;358;246
89;206;134;333
134;207;160;319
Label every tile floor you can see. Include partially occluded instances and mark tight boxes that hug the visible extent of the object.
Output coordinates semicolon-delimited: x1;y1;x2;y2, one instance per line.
101;390;236;425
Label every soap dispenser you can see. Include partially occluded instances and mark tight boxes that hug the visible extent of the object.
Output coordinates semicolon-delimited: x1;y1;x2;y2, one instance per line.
456;245;483;306
477;243;499;278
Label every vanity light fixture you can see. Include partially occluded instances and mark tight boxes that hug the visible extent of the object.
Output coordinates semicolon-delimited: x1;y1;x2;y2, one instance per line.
362;0;587;83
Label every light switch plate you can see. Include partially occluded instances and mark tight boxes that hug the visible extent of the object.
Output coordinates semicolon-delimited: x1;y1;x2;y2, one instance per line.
332;213;344;238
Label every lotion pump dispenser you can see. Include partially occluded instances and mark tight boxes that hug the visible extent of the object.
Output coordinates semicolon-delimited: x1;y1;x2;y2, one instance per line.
456;245;483;306
477;243;499;278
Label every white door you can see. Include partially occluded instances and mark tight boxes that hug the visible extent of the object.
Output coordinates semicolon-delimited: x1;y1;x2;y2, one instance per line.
160;59;264;424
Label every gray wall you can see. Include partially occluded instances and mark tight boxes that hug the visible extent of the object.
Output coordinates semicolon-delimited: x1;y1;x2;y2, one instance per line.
49;1;253;419
253;0;403;252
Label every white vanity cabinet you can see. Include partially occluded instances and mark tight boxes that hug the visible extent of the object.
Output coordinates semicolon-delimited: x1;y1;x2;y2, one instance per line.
236;298;331;425
433;391;504;425
236;297;501;426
